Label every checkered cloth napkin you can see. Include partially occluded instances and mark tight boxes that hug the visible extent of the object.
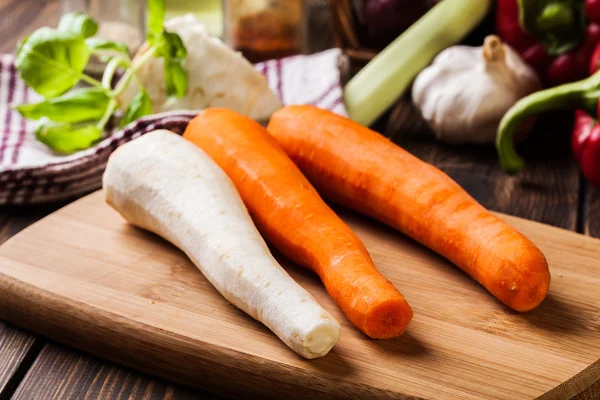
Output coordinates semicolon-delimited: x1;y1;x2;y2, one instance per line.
0;49;348;205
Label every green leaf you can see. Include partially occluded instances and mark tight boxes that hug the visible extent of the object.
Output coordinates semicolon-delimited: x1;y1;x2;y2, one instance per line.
57;12;99;38
148;0;166;37
518;0;585;55
15;27;91;98
142;0;188;102
15;87;110;123
152;31;188;99
121;89;152;127
164;59;188;99
34;118;103;153
154;32;187;59
85;37;129;55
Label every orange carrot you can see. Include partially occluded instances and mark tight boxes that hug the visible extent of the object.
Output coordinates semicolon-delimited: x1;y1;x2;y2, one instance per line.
183;108;413;339
267;105;550;312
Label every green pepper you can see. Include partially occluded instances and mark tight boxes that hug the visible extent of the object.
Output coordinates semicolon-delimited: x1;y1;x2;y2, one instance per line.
496;68;600;172
518;0;587;55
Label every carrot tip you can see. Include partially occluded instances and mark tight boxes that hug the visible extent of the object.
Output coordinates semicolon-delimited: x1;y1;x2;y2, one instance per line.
507;270;551;312
362;299;414;339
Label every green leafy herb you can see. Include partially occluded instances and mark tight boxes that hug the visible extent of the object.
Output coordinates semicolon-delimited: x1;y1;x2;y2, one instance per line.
15;27;91;98
121;88;152;127
15;87;111;123
14;0;188;153
57;12;99;38
154;31;187;59
85;37;129;55
34;118;103;153
147;0;166;38
146;1;188;97
153;31;188;100
164;60;188;99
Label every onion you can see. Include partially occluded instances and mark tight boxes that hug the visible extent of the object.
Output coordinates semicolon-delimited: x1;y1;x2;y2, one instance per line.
361;0;439;49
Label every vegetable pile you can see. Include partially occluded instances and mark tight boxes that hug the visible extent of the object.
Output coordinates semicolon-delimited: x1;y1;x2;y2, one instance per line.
497;0;600;86
394;0;600;186
13;0;566;358
14;0;188;153
268;106;551;313
183;108;413;339
344;0;492;126
497;47;600;185
104;106;551;358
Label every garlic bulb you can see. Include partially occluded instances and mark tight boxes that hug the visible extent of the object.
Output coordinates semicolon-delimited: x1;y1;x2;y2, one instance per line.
412;35;541;144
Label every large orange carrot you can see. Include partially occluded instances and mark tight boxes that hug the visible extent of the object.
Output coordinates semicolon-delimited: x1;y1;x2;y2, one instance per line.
267;105;550;312
184;108;413;338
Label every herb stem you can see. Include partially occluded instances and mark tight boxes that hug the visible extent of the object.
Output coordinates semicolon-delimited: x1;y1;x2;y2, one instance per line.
132;46;157;71
110;46;157;98
96;98;118;130
102;57;131;90
95;45;158;132
80;73;102;87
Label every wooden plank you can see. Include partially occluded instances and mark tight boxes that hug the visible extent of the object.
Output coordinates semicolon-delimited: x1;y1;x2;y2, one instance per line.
1;191;599;400
0;323;42;399
585;187;600;238
538;362;600;400
385;100;580;230
0;202;65;398
12;343;216;400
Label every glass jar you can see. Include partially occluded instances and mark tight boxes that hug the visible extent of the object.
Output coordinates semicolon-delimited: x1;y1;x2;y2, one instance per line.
223;0;305;63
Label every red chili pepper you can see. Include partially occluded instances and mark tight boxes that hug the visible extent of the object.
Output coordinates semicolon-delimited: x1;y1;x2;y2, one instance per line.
586;0;600;22
590;37;600;73
497;0;600;86
571;41;600;186
572;110;600;185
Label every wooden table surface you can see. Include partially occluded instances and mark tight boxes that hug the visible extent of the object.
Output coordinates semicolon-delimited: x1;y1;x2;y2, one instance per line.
1;0;599;399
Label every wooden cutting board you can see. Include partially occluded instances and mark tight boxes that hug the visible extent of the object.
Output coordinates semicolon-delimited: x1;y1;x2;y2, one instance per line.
0;191;599;400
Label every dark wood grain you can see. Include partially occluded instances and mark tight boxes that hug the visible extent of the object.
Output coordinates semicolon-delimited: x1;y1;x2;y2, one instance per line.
306;0;334;54
12;344;216;400
577;380;600;400
585;187;600;238
385;100;581;231
0;201;65;399
0;324;43;399
0;0;60;53
0;203;68;244
538;361;600;400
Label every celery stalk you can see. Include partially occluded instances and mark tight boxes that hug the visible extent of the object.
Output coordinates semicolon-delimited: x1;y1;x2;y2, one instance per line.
343;0;493;126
